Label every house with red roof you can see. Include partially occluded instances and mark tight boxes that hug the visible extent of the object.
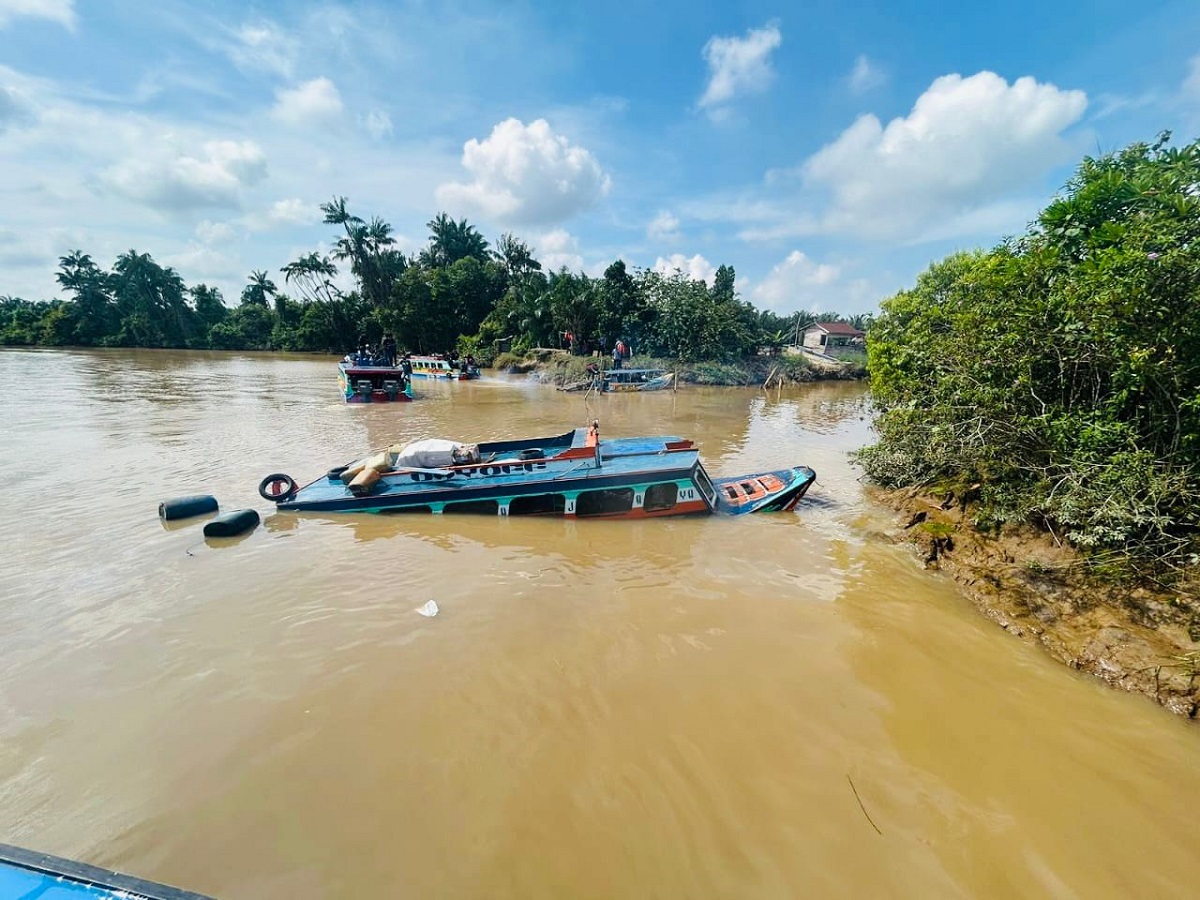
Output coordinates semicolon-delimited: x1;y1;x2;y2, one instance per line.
799;321;866;354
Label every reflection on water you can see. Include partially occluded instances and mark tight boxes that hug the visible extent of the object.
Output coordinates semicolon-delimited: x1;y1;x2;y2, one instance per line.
1;348;1197;900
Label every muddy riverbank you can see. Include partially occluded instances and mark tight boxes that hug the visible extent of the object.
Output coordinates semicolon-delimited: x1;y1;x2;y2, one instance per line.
873;486;1200;719
494;349;866;386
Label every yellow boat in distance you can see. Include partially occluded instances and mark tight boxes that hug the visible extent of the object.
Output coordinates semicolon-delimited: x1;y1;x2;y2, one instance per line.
409;355;480;381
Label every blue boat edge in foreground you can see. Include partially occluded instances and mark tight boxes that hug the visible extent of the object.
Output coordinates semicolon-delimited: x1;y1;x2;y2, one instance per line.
0;842;214;900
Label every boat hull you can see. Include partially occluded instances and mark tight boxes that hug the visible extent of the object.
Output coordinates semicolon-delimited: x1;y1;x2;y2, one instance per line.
0;842;212;900
407;356;480;380
264;428;815;521
602;371;674;392
338;364;414;402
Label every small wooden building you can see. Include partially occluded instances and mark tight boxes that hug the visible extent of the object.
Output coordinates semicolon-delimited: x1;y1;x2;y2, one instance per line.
800;321;865;353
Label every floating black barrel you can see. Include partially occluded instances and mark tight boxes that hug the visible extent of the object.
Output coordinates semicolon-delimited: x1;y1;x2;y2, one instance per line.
202;509;260;538
159;494;218;521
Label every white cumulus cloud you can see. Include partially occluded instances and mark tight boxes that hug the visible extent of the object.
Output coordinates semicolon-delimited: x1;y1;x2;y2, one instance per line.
271;77;344;127
699;23;782;116
104;139;268;212
436;118;611;226
653;253;716;286
803;71;1087;239
227;21;297;78
195;220;235;244
751;250;850;312
535;228;584;272
0;0;75;30
848;54;885;94
266;197;318;225
647;210;680;240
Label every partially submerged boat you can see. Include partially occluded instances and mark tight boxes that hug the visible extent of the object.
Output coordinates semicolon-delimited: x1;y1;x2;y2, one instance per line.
602;368;673;392
257;423;815;518
0;841;213;899
338;357;414;403
558;367;674;393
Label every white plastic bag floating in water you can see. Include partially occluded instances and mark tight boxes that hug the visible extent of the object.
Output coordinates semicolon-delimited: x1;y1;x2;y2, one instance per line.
416;599;439;617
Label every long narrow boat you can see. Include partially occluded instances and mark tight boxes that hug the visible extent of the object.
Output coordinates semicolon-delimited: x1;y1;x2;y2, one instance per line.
409;356;479;380
602;368;674;392
558;368;673;393
0;842;213;900
338;358;414;403
257;423;815;518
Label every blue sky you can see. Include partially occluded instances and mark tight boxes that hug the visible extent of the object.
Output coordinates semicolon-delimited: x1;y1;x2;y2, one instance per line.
1;0;1199;315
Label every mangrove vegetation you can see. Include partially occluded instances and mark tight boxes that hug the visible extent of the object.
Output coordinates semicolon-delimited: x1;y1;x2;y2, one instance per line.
858;132;1200;577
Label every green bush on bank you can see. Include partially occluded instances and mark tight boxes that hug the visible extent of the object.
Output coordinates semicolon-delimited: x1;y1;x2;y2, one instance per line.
856;133;1200;575
489;351;846;386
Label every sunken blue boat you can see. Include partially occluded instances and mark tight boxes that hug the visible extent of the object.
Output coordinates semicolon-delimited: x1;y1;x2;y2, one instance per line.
257;423;815;518
0;842;212;900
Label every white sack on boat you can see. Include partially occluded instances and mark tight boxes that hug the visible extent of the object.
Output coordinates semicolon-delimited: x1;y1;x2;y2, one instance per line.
391;439;480;469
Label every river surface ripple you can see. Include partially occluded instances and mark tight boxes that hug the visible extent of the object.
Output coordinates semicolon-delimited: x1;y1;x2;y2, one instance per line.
1;348;1197;899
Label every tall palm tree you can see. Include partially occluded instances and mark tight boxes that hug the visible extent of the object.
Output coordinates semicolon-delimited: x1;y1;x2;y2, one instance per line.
494;233;541;278
281;253;340;305
420;212;490;267
56;250;115;344
322;197;402;306
240;269;277;306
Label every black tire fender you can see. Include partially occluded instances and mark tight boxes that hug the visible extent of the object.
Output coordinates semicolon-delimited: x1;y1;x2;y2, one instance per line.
259;473;298;502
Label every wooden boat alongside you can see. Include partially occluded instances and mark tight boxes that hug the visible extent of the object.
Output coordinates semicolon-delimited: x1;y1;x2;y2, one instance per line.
257;423;815;518
0;841;213;900
338;357;414;403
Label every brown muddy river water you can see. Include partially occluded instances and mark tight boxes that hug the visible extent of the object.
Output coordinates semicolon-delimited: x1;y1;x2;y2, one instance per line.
1;348;1198;899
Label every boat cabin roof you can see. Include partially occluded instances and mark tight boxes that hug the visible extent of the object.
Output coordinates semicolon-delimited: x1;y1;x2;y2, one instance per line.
341;363;406;375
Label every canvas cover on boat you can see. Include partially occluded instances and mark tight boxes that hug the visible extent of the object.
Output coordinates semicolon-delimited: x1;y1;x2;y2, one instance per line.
390;438;480;469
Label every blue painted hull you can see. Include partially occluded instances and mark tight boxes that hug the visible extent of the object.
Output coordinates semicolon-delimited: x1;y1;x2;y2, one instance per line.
0;843;211;900
265;427;815;519
338;363;414;402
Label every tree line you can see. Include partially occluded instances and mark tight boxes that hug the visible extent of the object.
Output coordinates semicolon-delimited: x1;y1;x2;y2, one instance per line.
0;201;871;362
858;132;1200;573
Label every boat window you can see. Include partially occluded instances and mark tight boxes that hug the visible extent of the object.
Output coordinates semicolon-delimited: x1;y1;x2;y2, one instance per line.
380;505;431;514
692;465;717;505
443;499;500;515
643;483;678;511
509;493;566;516
576;488;634;517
